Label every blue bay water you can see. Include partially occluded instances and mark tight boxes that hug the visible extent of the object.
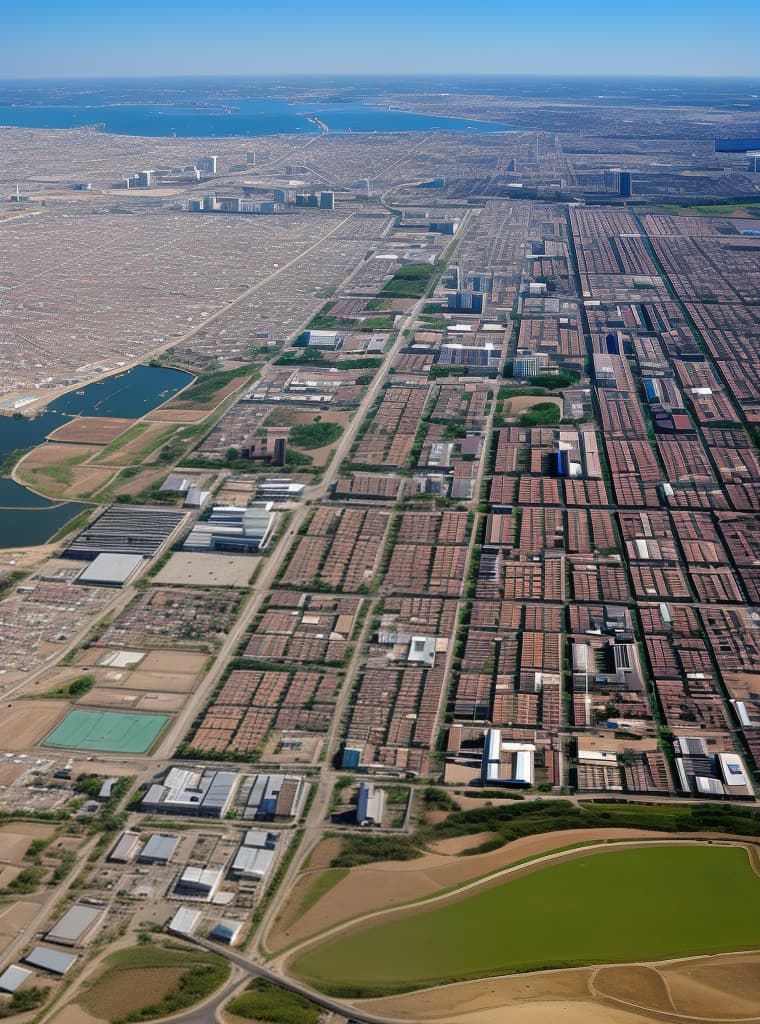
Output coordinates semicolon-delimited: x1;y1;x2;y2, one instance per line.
0;97;512;137
0;365;193;548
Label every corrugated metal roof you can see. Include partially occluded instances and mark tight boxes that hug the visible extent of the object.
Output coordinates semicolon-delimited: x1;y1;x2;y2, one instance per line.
139;834;178;863
47;903;102;945
24;947;77;975
0;965;32;993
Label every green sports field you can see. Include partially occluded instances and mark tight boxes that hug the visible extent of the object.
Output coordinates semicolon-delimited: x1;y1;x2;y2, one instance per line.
293;845;760;996
44;709;169;754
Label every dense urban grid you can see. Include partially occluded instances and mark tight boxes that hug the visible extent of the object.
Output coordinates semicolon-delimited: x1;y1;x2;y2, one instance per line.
0;79;759;1024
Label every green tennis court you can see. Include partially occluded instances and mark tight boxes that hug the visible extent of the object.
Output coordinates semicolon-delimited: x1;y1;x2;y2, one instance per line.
44;709;169;754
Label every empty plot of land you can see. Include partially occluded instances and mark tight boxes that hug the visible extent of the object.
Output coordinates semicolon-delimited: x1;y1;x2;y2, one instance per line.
152;552;255;588
0;701;71;750
0;901;39;948
0;822;56;863
48;417;132;445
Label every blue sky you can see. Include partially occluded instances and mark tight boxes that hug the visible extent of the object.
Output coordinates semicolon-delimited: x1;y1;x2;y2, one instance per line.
1;0;758;78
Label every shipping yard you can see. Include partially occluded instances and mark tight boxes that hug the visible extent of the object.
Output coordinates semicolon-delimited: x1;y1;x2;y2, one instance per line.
0;73;759;1024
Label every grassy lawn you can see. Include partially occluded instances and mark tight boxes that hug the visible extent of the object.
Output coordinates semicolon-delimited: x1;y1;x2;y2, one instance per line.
226;979;320;1024
293;845;760;996
297;867;349;917
289;422;343;450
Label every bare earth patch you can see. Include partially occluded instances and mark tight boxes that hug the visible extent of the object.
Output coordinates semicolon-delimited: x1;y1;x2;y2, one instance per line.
428;832;497;855
48;418;132;445
0;701;71;750
49;1005;105;1024
661;953;760;1018
594;965;674;1013
358;956;760;1023
502;396;563;417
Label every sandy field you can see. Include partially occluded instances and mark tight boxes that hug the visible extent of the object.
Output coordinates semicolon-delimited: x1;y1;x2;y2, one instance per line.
21;443;100;468
0;543;58;572
49;1006;104;1024
359;953;760;1024
140;650;208;674
0;822;56;863
153;552;256;588
87;669;197;694
48;418;132;445
428;832;497;855
0;900;39;946
145;407;209;423
0;701;70;750
0;763;29;786
268;829;659;951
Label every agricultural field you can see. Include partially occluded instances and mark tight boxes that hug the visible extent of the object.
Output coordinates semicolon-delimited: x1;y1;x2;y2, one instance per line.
291;845;760;995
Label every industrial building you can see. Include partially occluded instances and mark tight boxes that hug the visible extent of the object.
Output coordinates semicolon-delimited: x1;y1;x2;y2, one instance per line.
183;503;276;554
24;947;77;976
257;479;305;502
229;830;279;882
438;342;501;376
142;768;239;818
209;918;244;944
481;729;535;786
242;773;308;820
78;552;144;587
138;834;179;864
64;505;186;561
356;782;385;825
109;831;141;863
0;966;32;993
174;866;223;901
302;329;343;350
674;737;754;798
168;906;201;937
46;902;104;947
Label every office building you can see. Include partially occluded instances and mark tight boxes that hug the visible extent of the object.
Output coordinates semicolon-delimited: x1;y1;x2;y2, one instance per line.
512;350;547;378
448;290;487;315
196;155;218;174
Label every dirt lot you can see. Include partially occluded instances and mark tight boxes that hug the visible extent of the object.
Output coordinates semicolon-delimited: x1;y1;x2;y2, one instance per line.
78;967;186;1020
359;953;760;1023
0;821;56;862
145;407;209;423
22;443;99;468
49;1006;103;1024
0;900;39;947
502;396;563;417
429;832;497;855
268;829;659;951
153;552;256;588
48;418;132;445
0;701;70;750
